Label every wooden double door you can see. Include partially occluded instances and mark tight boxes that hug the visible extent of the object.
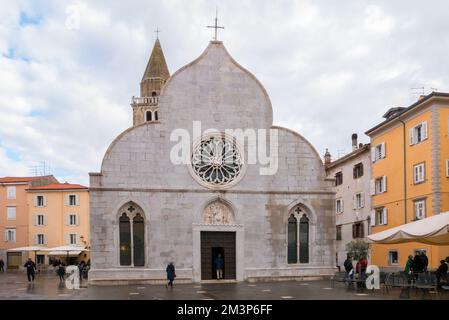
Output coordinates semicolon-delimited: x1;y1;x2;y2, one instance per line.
200;231;236;280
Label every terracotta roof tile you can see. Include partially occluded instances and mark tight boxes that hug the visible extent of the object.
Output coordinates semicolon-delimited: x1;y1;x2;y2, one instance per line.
27;183;88;191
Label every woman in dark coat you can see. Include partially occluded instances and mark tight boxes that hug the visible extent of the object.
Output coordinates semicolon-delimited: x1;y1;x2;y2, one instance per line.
165;262;176;288
57;263;66;282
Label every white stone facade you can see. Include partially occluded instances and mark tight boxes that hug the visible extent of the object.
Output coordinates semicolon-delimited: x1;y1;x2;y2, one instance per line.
89;41;336;284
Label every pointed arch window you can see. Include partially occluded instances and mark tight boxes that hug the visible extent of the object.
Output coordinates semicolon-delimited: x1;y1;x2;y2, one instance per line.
287;214;298;264
299;214;309;263
119;213;131;266
133;213;145;266
118;205;145;267
287;207;310;264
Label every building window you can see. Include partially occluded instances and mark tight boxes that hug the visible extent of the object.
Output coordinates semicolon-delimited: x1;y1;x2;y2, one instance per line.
133;213;145;267
119;205;146;267
4;229;16;242
69;234;77;245
354;193;364;209
7;207;16;220
154;110;158;121
287;214;298;264
6;186;16;199
414;199;426;220
413;163;425;184
36;195;45;207
375;207;388;225
36;234;45;245
389;251;399;265
409;121;428;145
335;172;343;186
69;214;77;226
372;142;386;162
36;255;45;265
146;111;152;122
353;163;364;179
446;160;449;177
352;222;364;239
68;195;77;206
336;199;343;214
119;213;131;266
374;176;387;194
299;214;309;264
336;225;342;241
37;214;45;226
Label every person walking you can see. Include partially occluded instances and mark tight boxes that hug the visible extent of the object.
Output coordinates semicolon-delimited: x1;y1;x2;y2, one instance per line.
0;259;4;272
57;263;66;282
24;258;37;282
343;254;354;283
165;262;176;289
436;259;448;287
214;254;224;280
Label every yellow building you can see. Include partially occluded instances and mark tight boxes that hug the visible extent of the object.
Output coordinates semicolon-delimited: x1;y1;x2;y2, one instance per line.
26;183;89;265
366;92;449;269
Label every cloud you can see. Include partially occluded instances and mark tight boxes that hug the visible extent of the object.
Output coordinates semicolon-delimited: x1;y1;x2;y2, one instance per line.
1;0;449;184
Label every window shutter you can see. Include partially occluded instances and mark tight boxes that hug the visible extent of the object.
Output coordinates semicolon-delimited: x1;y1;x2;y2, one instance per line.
409;128;415;145
381;142;386;158
444;159;449;177
43;196;47;207
383;208;388;225
352;195;356;210
34;196;38;207
352;224;356;238
422;201;426;218
65;195;69;206
341;199;344;212
370;179;375;195
75;195;80;206
361;193;365;208
76;214;80;226
382;176;387;192
422;121;428;140
43;234;47;245
414;166;418;184
44;214;48;226
66;214;70;226
33;214;38;226
34;234;38;245
65;234;70;245
370;210;376;226
4;230;8;242
371;147;376;162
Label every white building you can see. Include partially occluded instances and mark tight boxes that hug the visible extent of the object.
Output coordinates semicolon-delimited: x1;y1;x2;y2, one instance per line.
88;38;336;284
325;134;371;269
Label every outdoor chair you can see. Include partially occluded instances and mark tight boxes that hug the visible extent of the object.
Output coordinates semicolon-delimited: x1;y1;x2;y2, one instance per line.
415;272;438;298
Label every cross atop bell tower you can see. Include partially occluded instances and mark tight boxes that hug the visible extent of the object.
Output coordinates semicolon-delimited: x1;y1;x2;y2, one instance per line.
207;8;224;41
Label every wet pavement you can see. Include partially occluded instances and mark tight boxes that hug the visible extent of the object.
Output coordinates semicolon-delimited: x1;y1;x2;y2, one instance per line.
0;271;448;300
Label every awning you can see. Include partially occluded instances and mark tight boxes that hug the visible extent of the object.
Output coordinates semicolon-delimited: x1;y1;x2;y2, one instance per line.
368;212;449;245
47;251;82;257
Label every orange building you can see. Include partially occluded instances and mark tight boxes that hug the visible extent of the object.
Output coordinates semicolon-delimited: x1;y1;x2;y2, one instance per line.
366;92;449;269
26;183;90;265
0;176;58;268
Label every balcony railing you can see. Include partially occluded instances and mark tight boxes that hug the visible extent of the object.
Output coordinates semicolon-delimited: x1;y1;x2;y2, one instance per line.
131;96;159;106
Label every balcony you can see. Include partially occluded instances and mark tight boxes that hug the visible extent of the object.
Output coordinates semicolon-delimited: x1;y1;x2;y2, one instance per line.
131;96;159;106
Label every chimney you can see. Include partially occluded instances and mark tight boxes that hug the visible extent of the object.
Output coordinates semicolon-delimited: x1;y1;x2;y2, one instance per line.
351;133;358;151
418;95;426;101
324;149;332;165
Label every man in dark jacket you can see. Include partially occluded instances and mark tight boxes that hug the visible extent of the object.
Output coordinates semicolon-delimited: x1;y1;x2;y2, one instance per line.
343;254;354;281
413;253;423;273
436;260;448;286
420;252;429;272
24;258;37;282
165;262;176;289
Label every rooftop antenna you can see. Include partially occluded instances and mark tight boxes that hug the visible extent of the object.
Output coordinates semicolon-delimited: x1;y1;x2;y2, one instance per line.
207;7;224;41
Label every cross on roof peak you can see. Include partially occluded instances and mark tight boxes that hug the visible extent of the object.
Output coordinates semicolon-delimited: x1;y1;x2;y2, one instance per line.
155;28;161;39
207;8;224;41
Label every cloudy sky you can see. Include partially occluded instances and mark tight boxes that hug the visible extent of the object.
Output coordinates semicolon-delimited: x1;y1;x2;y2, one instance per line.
1;0;448;185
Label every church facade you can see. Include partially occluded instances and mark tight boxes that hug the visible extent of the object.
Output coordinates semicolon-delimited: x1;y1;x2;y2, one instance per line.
89;38;336;284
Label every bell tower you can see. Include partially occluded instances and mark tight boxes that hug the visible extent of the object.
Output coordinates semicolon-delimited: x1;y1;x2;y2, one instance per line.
131;35;170;126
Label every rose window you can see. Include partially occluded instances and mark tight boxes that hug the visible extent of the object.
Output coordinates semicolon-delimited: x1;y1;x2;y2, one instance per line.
190;134;244;188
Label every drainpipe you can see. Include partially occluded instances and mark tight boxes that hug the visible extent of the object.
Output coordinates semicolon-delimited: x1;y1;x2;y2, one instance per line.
399;119;407;224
